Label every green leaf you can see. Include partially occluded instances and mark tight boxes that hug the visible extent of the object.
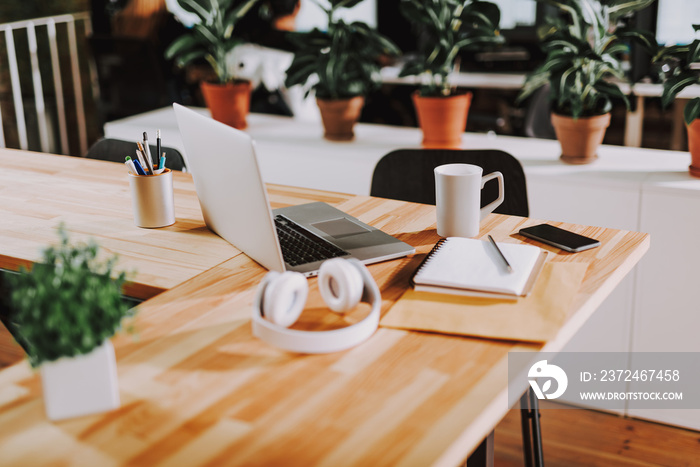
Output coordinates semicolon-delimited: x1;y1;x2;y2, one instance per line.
461;1;501;30
662;73;700;108
164;34;204;60
594;81;629;109
224;0;259;30
175;49;208;68
284;59;317;88
329;0;364;9
399;0;433;26
606;0;656;22
399;60;427;78
688;40;700;66
517;70;550;103
176;0;211;22
616;28;658;54
684;98;700;124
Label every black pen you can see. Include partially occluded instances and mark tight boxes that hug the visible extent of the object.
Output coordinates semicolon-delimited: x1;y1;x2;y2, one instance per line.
156;129;161;166
488;235;513;273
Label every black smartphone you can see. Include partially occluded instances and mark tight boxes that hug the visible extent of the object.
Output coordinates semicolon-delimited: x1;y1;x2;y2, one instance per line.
518;224;601;252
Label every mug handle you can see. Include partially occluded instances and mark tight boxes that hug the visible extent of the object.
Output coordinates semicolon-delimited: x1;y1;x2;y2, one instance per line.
480;171;504;220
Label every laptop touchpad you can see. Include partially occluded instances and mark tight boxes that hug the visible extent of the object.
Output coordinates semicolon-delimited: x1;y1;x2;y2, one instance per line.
312;218;370;239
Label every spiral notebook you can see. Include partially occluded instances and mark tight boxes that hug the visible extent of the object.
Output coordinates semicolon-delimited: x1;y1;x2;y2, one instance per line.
411;237;547;299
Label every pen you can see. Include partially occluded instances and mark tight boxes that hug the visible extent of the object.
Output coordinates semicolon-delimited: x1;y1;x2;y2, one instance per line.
143;131;155;169
158;152;166;170
488;235;513;273
134;147;147;174
131;157;147;176
136;141;153;174
125;156;138;175
156;129;161;164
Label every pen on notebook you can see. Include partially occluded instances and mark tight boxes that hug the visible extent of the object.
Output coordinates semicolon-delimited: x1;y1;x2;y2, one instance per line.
488;235;513;273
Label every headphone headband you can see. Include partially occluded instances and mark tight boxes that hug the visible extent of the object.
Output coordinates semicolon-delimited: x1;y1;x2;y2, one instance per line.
251;259;380;354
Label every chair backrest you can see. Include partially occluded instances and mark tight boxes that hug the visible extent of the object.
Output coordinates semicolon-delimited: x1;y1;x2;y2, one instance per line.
370;149;529;217
85;138;187;171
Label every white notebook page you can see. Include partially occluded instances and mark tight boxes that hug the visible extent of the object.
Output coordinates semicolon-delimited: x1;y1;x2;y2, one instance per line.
414;237;542;295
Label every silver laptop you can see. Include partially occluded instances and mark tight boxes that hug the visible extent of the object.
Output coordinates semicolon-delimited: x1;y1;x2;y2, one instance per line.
173;104;414;276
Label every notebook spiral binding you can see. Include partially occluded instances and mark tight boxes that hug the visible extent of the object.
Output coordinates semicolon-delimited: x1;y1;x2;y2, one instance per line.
409;238;447;287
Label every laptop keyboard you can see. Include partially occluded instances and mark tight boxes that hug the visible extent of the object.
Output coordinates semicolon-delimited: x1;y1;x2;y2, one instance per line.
274;215;349;266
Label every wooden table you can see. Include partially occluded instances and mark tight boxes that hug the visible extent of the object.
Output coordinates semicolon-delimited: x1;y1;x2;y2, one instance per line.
0;149;649;466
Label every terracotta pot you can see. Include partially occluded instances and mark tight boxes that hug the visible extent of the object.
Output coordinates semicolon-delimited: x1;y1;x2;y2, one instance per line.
200;80;252;130
412;92;472;149
687;119;700;178
316;96;365;141
551;112;611;164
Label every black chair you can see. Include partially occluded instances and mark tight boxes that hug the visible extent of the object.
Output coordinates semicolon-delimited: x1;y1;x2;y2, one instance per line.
370;149;529;217
371;149;542;467
85;138;187;172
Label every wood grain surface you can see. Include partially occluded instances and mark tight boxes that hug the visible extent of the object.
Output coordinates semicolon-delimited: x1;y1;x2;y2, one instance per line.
0;150;650;466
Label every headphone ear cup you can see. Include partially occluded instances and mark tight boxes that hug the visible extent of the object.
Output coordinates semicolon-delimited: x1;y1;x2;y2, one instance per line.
262;271;308;327
318;258;364;313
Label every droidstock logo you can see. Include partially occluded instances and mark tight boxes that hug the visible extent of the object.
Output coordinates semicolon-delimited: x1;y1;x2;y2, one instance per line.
528;360;568;400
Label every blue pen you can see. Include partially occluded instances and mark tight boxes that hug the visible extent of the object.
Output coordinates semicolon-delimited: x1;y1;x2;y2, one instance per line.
132;158;147;176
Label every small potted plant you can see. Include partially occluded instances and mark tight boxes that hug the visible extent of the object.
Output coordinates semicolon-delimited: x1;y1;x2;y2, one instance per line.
655;24;700;177
165;0;260;129
8;226;135;421
284;0;400;141
517;0;656;164
399;0;504;148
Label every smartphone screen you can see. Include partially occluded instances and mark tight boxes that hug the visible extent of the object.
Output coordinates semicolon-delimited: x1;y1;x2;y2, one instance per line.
518;224;601;252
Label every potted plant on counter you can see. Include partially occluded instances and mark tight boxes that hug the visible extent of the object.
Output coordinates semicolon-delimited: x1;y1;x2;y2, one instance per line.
284;0;400;141
655;24;700;177
8;226;135;421
399;0;504;148
165;0;259;129
517;0;656;164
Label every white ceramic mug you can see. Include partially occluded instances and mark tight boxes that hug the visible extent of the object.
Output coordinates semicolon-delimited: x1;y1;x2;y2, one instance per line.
434;164;505;237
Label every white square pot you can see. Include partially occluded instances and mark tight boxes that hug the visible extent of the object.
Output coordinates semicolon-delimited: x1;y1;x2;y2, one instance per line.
40;340;120;421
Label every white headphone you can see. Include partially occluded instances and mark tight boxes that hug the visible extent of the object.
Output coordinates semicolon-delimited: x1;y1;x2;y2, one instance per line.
252;258;381;354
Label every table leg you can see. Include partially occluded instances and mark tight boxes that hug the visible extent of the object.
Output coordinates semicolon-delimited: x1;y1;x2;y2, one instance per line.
520;388;544;467
466;430;494;467
624;94;645;148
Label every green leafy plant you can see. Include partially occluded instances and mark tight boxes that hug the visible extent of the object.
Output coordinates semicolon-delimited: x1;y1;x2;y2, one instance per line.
284;0;401;100
517;0;656;119
8;226;135;368
398;0;504;97
164;0;259;84
656;25;700;124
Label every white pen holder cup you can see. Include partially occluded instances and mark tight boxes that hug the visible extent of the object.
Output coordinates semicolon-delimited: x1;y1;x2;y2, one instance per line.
434;164;505;238
128;169;175;228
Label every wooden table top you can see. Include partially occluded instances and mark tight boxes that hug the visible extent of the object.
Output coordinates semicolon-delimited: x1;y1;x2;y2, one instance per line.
0;150;649;466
